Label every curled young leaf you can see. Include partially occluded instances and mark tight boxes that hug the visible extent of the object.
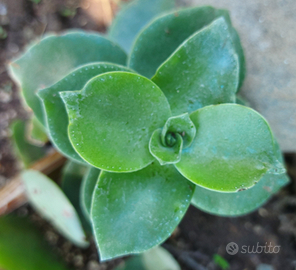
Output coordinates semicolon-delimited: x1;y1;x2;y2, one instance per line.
175;104;284;192
152;18;238;115
149;128;183;165
38;63;133;163
60;72;171;172
22;170;89;248
8;31;127;125
91;162;194;260
191;140;289;216
108;0;176;53
161;113;196;149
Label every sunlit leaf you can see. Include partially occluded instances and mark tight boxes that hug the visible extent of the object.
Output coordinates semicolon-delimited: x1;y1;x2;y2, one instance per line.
38;63;133;163
8;31;127;124
22;169;89;247
61;72;171;172
129;6;245;86
91;162;194;260
191;140;290;216
152;18;238;115
108;0;176;53
175;104;284;192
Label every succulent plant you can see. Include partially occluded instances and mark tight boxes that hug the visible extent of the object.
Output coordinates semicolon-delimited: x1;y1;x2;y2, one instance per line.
7;0;289;262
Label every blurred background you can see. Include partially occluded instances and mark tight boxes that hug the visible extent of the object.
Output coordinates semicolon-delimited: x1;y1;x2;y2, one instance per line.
0;0;295;269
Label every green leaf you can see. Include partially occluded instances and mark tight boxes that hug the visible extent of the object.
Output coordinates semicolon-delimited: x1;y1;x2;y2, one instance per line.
142;246;181;270
152;18;238;115
175;104;284;192
22;169;89;248
115;246;180;270
81;167;100;218
191;140;290;216
108;0;176;53
61;72;171;172
61;161;91;232
213;254;229;270
91;162;194;260
129;6;245;84
161;113;196;149
28;115;48;145
8;31;127;125
149;128;183;165
10;120;47;167
0;216;70;270
38;63;133;163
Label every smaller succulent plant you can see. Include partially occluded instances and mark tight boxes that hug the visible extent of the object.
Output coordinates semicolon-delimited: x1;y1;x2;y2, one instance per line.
7;0;289;263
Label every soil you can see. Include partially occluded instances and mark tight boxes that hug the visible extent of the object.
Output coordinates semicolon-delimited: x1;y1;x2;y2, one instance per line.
0;1;296;270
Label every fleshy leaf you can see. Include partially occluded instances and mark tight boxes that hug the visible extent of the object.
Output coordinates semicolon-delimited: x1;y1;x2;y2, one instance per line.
38;63;133;163
0;216;70;270
8;31;127;125
152;18;238;115
161;113;196;148
175;104;284;192
81;167;100;218
191;140;290;216
28;115;48;145
60;72;171;172
10;120;47;167
149;128;183;165
115;246;180;270
108;0;176;53
91;162;195;260
22;170;89;248
61;161;91;232
129;6;245;86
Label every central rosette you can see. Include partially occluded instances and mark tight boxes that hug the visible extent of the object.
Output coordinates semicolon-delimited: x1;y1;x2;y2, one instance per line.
149;113;196;165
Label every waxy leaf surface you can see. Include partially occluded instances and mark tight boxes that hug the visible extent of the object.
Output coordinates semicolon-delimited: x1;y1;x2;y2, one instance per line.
149;128;183;165
91;162;194;260
175;104;282;192
129;6;245;85
39;63;132;163
22;170;88;247
9;31;127;124
108;0;176;53
191;140;290;216
61;72;171;172
152;18;238;115
0;216;69;270
81;167;100;218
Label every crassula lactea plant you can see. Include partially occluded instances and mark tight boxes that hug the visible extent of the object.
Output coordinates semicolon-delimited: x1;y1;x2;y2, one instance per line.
8;0;289;261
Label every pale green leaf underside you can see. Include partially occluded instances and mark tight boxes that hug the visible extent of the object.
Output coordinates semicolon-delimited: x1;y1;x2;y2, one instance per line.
22;170;88;248
38;63;133;163
191;140;289;216
81;167;100;218
91;162;194;260
152;17;238;116
129;6;245;86
8;31;127;125
0;216;69;270
61;72;171;172
108;0;176;53
28;115;48;145
175;104;281;192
